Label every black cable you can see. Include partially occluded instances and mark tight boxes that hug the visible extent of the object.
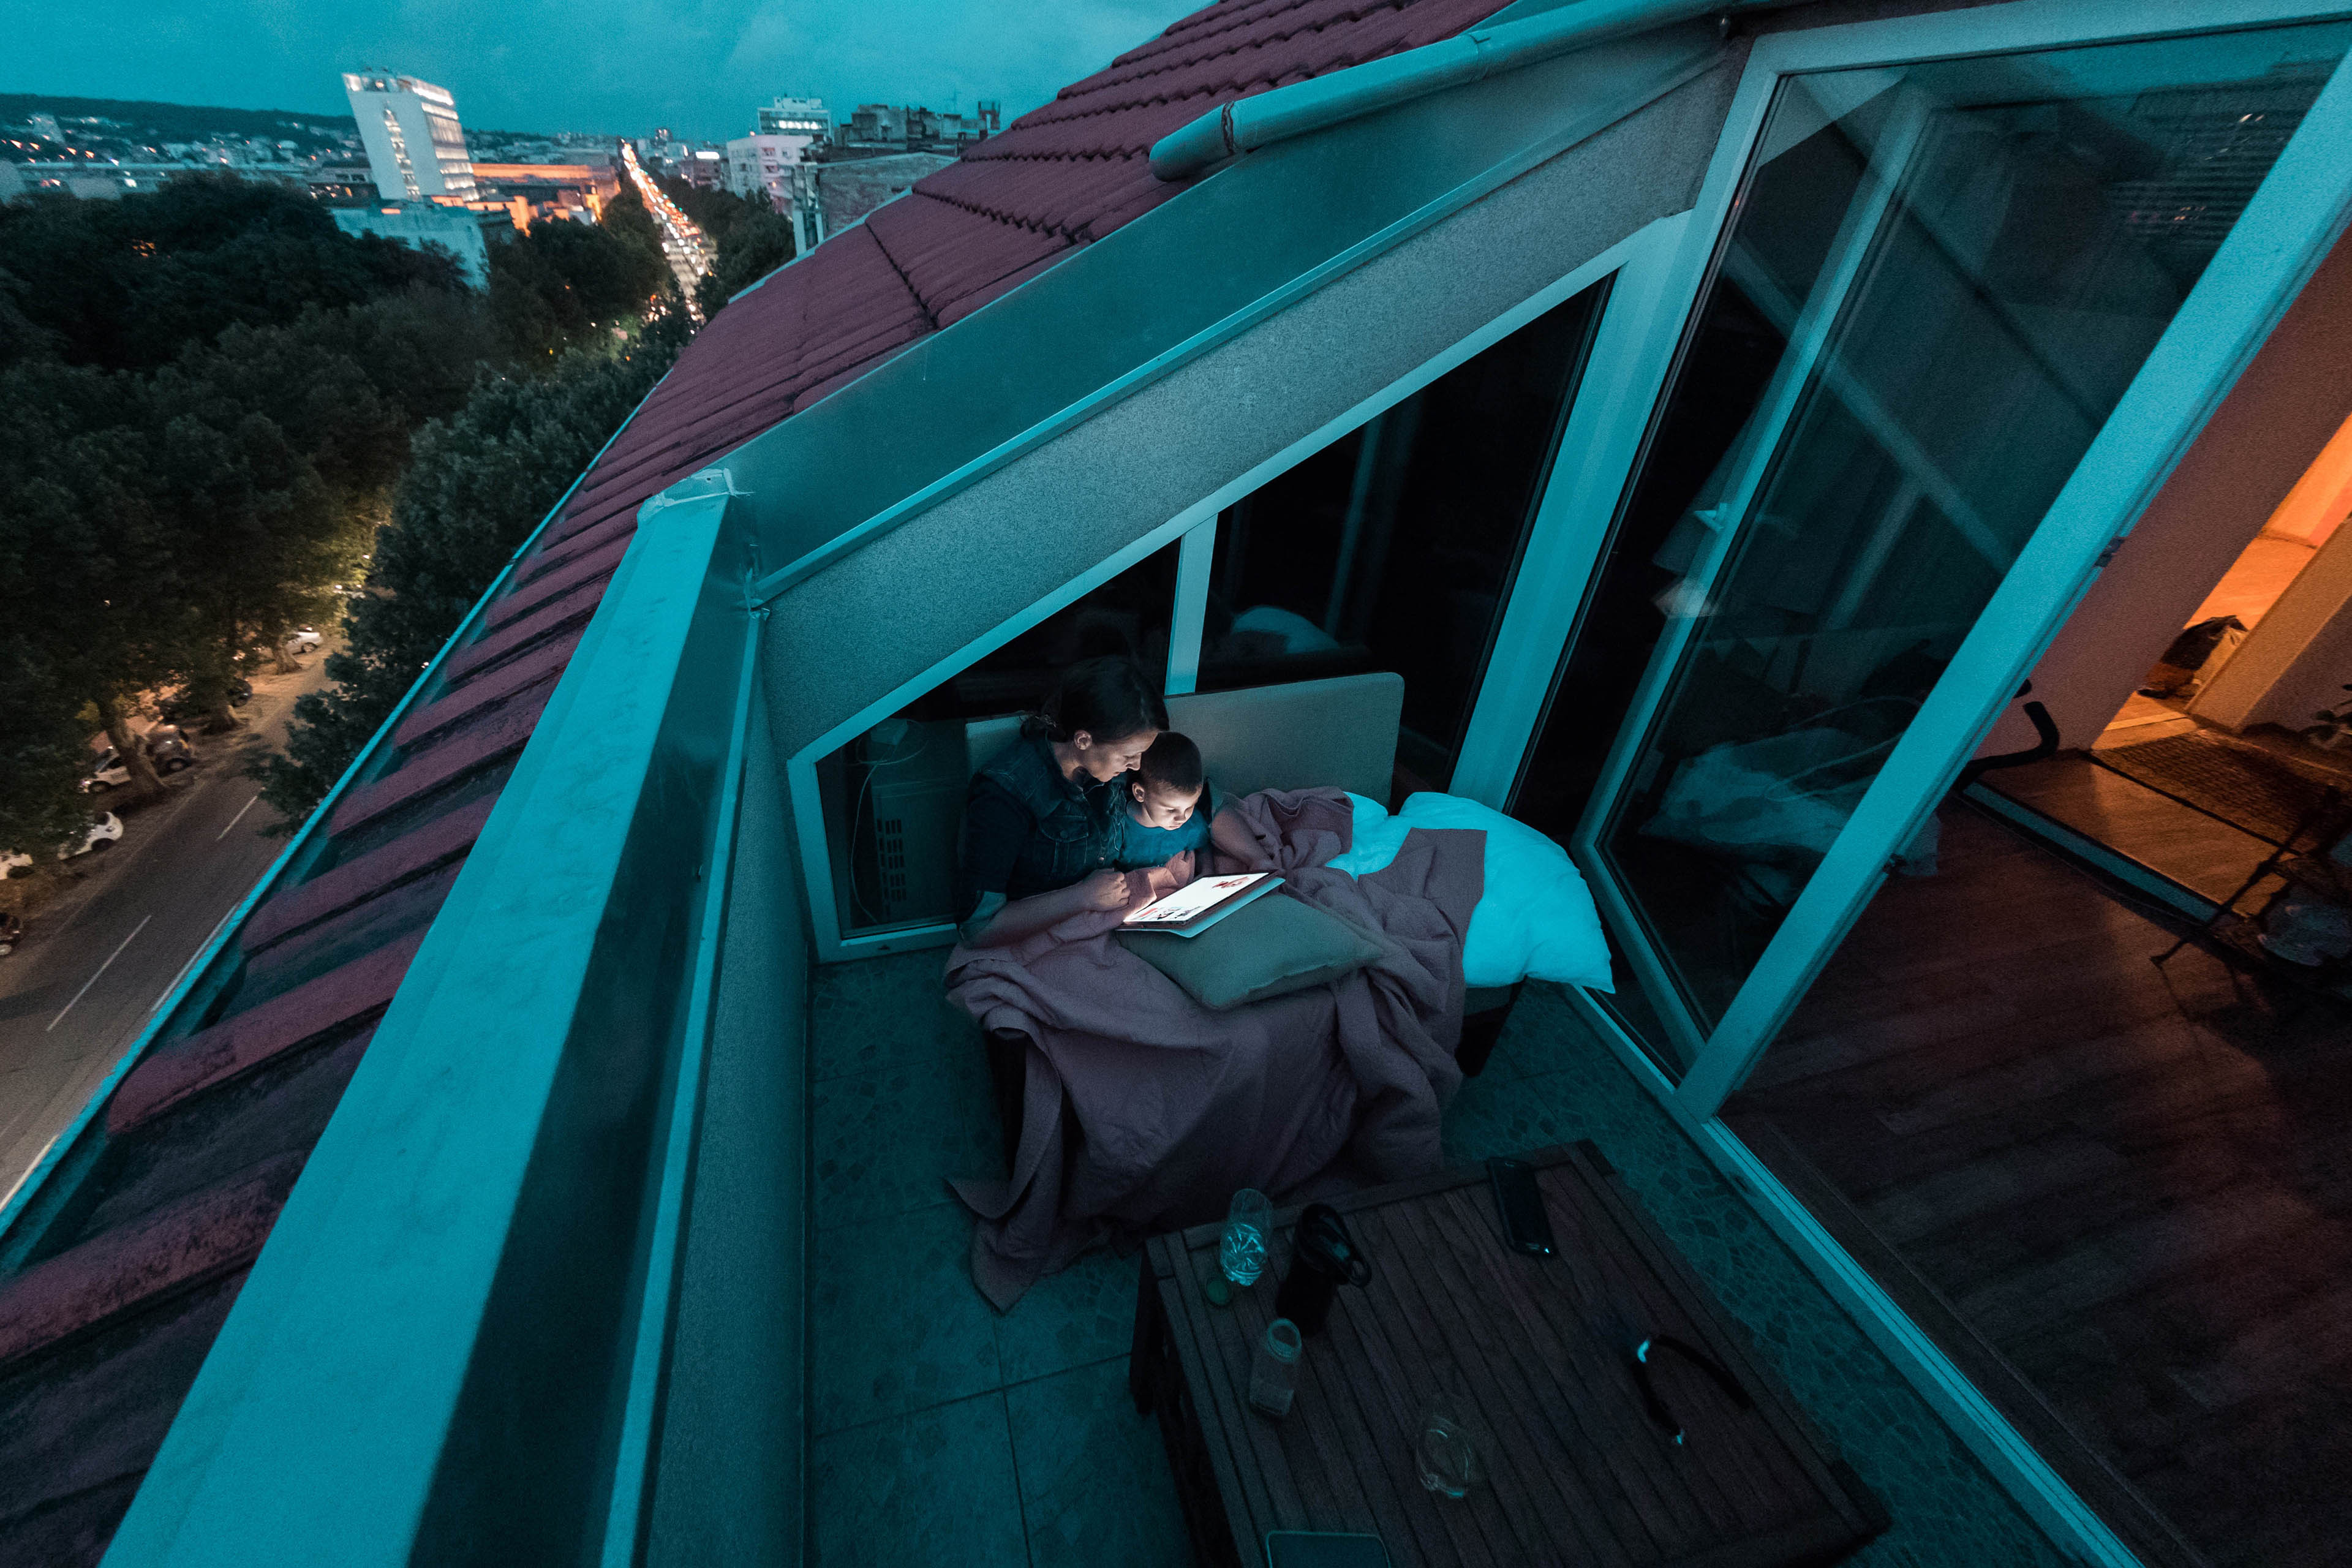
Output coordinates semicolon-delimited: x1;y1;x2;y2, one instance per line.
1631;1334;1752;1447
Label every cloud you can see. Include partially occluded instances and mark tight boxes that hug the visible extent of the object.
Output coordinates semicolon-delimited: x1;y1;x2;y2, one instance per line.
0;0;1206;140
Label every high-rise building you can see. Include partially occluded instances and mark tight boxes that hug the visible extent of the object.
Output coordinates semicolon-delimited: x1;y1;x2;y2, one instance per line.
342;72;477;202
755;96;830;139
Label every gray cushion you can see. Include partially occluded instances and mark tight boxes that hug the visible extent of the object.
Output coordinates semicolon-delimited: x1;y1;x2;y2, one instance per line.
1116;892;1384;1011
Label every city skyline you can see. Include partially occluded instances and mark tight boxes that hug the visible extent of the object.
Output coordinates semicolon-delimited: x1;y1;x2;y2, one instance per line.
0;0;1205;142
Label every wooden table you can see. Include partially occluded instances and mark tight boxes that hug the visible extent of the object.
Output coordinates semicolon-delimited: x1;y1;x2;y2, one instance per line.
1129;1143;1887;1567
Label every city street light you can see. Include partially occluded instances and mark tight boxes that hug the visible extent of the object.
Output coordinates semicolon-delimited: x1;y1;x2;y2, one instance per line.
622;143;710;318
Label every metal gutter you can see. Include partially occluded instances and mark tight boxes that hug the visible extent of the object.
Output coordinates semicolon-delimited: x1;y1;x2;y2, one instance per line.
1150;0;1754;180
0;358;678;1261
598;599;763;1566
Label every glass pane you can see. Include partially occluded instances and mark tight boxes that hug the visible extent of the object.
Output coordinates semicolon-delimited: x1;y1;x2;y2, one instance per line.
1520;22;2351;1059
820;543;1177;937
1199;282;1606;797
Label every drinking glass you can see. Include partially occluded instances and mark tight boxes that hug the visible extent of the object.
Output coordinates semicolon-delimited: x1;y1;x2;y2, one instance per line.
1415;1400;1483;1498
1248;1317;1303;1417
1220;1188;1271;1286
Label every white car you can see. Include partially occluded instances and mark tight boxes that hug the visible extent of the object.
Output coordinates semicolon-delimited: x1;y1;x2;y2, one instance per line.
2;813;122;875
284;626;323;656
79;750;132;793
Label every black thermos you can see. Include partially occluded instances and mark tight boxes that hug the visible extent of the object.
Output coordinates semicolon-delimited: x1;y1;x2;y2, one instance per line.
1274;1203;1374;1334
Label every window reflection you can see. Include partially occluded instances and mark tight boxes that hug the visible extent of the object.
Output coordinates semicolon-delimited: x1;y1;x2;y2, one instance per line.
1199;283;1605;797
1513;23;2352;1057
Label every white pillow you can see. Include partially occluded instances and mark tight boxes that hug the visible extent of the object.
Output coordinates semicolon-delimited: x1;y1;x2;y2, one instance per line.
1329;793;1410;877
1340;792;1613;993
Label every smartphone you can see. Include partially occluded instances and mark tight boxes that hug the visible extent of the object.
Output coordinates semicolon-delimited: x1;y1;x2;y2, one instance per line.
1487;1156;1556;1257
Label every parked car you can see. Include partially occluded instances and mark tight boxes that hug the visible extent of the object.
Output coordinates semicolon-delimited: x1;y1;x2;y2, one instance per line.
2;813;122;875
284;625;323;656
79;748;131;793
146;726;196;773
80;730;194;792
156;679;251;724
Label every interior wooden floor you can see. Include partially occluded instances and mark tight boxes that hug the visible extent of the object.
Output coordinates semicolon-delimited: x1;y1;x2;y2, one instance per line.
1727;804;2352;1568
1985;753;2278;910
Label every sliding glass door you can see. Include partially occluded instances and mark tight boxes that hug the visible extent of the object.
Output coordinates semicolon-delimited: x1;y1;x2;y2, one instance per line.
1517;19;2352;1080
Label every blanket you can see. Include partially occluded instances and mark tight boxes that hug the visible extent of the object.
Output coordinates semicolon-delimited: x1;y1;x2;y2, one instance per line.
944;788;1485;1309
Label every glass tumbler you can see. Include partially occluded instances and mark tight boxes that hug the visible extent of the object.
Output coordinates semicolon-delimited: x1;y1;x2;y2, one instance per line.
1220;1188;1271;1287
1415;1400;1484;1498
1248;1317;1303;1417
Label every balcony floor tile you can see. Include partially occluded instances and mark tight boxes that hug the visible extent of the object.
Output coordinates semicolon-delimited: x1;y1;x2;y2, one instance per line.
810;1391;1028;1567
1006;1357;1190;1568
812;1202;1002;1434
812;1051;1003;1231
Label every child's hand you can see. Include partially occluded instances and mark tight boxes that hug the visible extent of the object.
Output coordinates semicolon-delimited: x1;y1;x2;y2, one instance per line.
1162;850;1196;888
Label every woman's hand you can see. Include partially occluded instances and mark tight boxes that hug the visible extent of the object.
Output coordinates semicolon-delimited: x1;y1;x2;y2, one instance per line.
962;870;1139;948
1076;869;1134;911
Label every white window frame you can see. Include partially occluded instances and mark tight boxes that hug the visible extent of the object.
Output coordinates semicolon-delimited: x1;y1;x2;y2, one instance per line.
788;218;1676;962
1507;4;2352;1564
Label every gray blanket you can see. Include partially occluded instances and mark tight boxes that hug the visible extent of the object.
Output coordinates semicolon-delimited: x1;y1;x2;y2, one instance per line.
945;788;1484;1309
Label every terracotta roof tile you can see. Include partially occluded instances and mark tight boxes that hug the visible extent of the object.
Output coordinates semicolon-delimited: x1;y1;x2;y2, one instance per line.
331;692;552;837
437;579;606;686
242;798;496;954
391;633;581;752
108;935;424;1136
0;1154;304;1370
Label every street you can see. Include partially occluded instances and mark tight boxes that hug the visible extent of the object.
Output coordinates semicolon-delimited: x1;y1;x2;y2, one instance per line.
0;652;336;1208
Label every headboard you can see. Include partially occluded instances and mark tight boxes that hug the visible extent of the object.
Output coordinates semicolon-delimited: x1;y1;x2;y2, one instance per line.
963;671;1404;802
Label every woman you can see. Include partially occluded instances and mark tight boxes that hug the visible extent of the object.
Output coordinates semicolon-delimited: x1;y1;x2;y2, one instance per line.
958;655;1165;946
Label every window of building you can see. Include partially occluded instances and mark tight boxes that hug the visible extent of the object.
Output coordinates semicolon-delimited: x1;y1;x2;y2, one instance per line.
802;276;1616;952
1195;282;1606;796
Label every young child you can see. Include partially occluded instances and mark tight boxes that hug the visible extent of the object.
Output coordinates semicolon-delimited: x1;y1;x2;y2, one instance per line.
1114;731;1214;885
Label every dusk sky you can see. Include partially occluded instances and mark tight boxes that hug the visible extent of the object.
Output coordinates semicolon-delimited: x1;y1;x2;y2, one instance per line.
0;0;1206;140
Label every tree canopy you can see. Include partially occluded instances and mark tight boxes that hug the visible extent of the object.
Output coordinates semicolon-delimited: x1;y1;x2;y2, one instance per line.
253;323;688;821
0;173;462;374
0;172;696;856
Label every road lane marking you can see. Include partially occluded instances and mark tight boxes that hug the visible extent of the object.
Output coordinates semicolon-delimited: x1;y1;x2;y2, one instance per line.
48;915;151;1032
151;905;241;1016
217;793;260;840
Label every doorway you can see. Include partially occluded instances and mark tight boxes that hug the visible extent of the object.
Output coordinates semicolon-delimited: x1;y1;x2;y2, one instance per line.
1982;402;2352;915
1510;18;2352;1085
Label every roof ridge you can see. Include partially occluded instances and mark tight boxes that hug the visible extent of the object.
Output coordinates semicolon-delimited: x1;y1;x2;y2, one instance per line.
858;205;946;332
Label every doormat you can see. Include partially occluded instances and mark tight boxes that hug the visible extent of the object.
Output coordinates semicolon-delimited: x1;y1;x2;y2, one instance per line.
2090;731;2344;845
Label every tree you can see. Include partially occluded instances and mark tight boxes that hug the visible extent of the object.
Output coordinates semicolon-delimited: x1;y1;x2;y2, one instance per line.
0;658;92;863
0;174;464;374
0;361;197;802
0;184;489;819
485;195;673;363
254;315;690;821
695;200;796;320
0;173;700;839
